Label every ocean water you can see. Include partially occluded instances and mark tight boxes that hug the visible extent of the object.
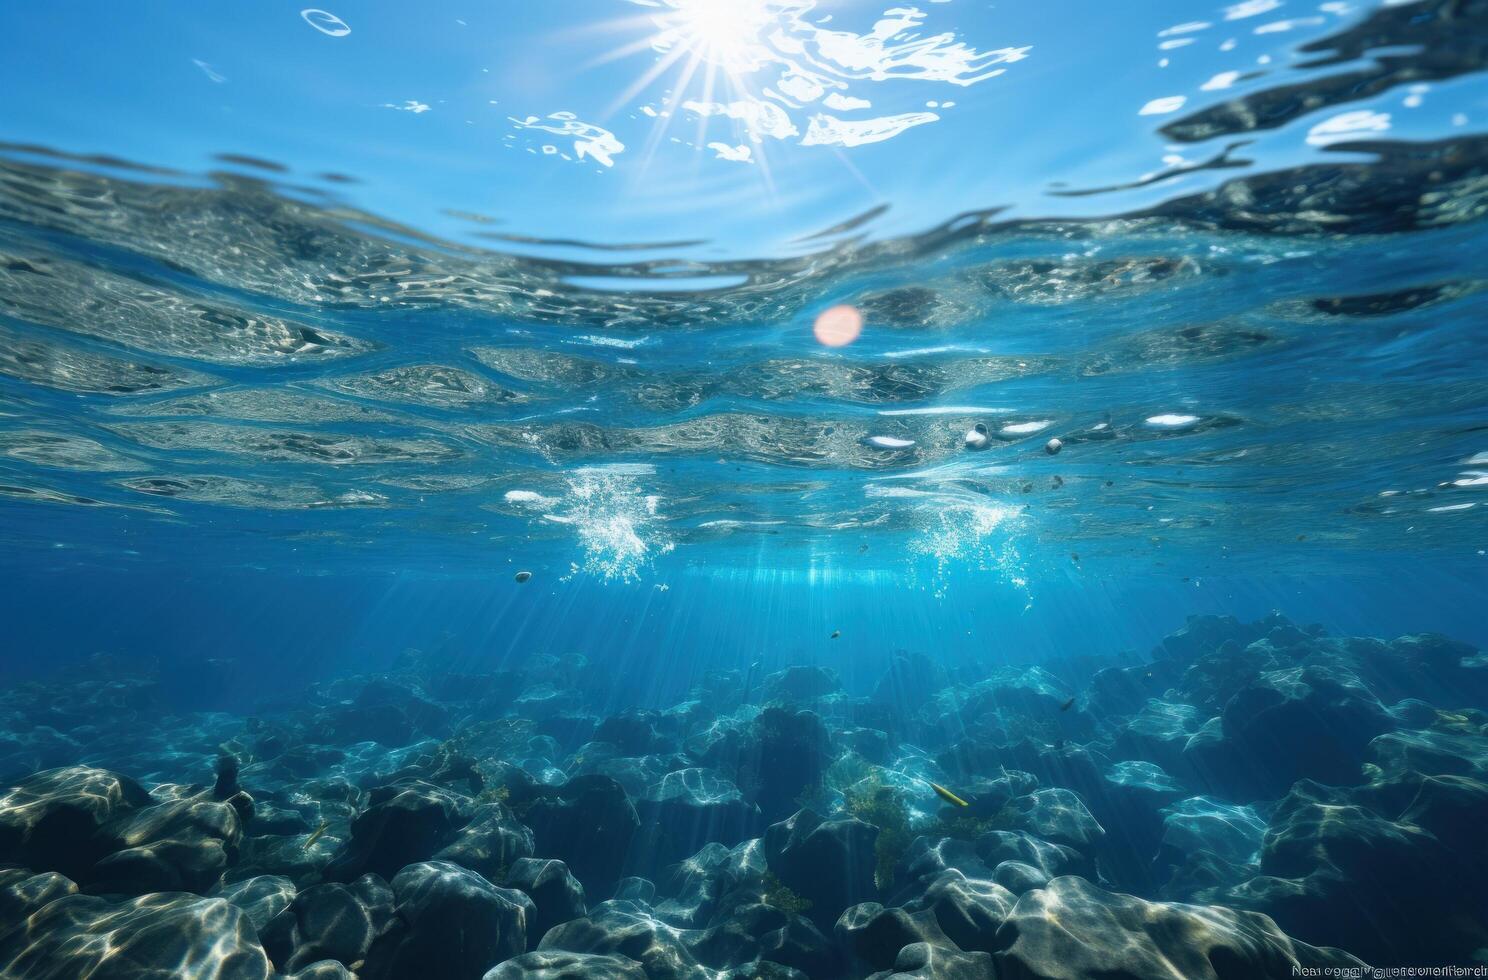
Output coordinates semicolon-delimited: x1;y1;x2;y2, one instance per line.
1;2;1487;977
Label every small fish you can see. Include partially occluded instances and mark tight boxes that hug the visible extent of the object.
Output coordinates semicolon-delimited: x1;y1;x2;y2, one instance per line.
930;782;969;808
304;819;331;850
830;630;841;639
1059;697;1076;712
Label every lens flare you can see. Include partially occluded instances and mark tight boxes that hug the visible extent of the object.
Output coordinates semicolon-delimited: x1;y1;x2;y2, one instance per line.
813;304;863;347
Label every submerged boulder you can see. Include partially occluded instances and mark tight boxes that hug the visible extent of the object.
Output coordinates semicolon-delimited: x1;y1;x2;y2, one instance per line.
522;775;640;900
484;950;648;979
90;793;244;894
363;861;534;980
322;781;468;883
433;802;536;882
764;808;879;930
993;875;1365;980
836;902;953;974
633;768;764;870
0;766;153;881
1007;789;1105;854
0;869;77;945
504;857;587;948
866;941;995;980
1188;665;1394;799
762;666;842;704
260;874;396;974
900;869;1016;953
214;874;297;932
0;891;272;979
538;900;709;980
1224;774;1488;965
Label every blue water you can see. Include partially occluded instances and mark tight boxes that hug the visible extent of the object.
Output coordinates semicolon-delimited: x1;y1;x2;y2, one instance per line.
2;1;1488;977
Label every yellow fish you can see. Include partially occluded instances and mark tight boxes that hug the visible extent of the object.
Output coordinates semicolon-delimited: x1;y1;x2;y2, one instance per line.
930;782;969;808
303;819;331;850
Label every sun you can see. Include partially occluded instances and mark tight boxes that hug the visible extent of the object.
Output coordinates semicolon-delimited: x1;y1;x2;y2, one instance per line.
660;0;774;75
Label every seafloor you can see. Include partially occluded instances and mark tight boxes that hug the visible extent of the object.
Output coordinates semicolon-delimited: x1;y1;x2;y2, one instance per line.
2;612;1486;978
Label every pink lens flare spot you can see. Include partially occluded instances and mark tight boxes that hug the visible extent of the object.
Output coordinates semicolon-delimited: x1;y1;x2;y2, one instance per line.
813;304;864;347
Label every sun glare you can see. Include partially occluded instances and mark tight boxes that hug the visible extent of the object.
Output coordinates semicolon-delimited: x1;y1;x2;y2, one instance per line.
667;0;771;73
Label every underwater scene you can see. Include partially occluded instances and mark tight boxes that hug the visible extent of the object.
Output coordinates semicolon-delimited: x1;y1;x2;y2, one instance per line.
2;1;1488;977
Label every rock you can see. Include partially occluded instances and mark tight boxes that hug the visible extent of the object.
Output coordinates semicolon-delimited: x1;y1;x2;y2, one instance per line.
0;766;152;880
434;802;536;881
634;768;764;870
91;794;243;894
505;857;587;947
900;837;997;885
260;873;396;973
322;781;467;883
993;742;1107;808
764;808;879;929
1208;665;1394;798
285;961;358;980
901;870;1016;953
1157;796;1266;869
1368;724;1488;780
484;950;647;979
975;831;1091;882
0;870;77;944
933;667;1092;744
991;861;1047;895
763;666;842;703
841;729;894;767
363;861;534;980
1156;615;1270;666
652;839;766;929
1085;663;1174;720
1096;761;1185;890
1111;700;1203;773
736;708;832;822
836;902;952;973
315;703;419;748
0;892;272;979
1008;789;1105;853
612;877;656;904
214;874;297;932
749;906;838;977
1159;849;1259;904
1224;775;1487;964
538;900;709;980
593;712;665;755
522;775;640;899
993;875;1365;980
866;941;995;980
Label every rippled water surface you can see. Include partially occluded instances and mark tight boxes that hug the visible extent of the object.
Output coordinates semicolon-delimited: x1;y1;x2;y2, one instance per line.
2;0;1486;587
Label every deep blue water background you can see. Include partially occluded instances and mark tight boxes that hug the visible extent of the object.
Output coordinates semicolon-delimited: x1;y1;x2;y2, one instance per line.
6;555;1484;712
